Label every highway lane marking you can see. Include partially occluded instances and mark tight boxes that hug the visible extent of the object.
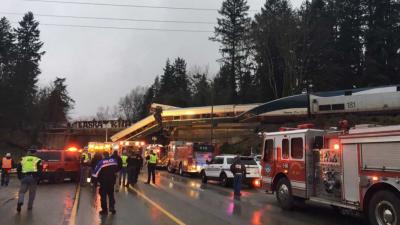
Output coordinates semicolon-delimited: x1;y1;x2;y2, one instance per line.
128;186;186;225
68;184;81;225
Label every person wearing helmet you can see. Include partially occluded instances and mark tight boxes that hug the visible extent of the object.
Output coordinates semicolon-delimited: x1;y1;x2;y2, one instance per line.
1;153;15;186
16;146;42;212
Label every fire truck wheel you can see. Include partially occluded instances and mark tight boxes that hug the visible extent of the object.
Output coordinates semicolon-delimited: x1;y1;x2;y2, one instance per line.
201;171;207;184
368;190;400;225
167;162;175;173
276;178;294;210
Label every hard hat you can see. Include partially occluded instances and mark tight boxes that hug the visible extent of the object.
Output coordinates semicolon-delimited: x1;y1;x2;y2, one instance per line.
6;153;11;157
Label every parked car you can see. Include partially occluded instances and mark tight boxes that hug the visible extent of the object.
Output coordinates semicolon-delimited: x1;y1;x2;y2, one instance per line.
36;149;80;183
200;155;260;188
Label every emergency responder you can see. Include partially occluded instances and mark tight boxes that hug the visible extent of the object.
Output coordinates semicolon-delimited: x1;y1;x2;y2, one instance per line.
230;155;246;199
80;148;91;185
1;153;14;186
90;152;103;189
146;150;157;184
127;151;142;186
119;150;128;187
111;150;122;192
92;151;118;215
16;147;42;212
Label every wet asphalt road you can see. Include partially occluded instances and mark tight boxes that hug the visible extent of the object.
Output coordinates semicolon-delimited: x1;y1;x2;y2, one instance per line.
0;171;367;225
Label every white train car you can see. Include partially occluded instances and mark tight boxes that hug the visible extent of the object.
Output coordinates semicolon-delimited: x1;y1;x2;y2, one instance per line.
310;85;400;115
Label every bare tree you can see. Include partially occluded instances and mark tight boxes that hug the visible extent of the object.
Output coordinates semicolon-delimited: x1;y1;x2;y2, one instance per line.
118;86;146;121
95;106;119;120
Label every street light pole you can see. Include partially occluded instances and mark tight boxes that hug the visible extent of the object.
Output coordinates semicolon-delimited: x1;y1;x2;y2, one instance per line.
208;79;214;145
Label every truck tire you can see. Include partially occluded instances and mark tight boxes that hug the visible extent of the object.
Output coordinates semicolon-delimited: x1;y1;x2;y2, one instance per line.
201;170;207;184
220;173;229;187
276;178;294;210
167;162;175;173
368;190;400;225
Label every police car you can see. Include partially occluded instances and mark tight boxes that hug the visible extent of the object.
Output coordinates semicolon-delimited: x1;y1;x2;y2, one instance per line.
200;155;260;188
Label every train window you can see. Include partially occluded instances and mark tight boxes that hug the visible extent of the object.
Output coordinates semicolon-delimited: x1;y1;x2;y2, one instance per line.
332;104;345;110
345;91;352;96
173;116;180;120
263;139;274;163
202;114;211;118
397;86;400;92
291;138;304;159
282;139;289;159
319;105;331;111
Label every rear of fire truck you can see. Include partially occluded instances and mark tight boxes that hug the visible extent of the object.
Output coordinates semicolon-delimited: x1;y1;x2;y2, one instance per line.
260;124;400;225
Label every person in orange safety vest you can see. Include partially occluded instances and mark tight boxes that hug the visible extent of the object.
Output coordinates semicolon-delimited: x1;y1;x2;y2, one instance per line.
1;153;15;186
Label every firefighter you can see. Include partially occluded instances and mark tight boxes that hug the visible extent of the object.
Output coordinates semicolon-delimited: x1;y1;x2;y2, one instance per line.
230;155;246;199
1;153;14;186
80;148;91;185
16;147;42;212
119;150;128;187
146;150;157;184
111;150;122;192
92;151;118;215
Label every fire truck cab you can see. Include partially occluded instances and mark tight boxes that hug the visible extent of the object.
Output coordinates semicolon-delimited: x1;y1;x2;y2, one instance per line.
261;124;400;225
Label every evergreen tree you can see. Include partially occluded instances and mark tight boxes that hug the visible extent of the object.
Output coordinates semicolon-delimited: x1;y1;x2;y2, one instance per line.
252;0;300;100
297;0;340;92
44;77;74;123
191;73;211;106
363;0;400;85
11;12;45;126
0;17;15;125
334;0;364;88
172;57;191;107
210;0;251;103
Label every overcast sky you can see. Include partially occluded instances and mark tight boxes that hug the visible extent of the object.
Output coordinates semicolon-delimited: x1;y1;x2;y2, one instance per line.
1;0;304;119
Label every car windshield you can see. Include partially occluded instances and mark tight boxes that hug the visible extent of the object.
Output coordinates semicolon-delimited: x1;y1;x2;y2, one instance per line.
36;152;62;161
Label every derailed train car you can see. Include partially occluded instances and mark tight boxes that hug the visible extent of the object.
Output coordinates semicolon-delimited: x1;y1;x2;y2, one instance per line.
239;85;400;122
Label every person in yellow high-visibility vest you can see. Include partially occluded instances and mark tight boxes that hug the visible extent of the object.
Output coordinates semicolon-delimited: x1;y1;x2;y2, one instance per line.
16;147;42;212
119;150;128;187
146;150;157;185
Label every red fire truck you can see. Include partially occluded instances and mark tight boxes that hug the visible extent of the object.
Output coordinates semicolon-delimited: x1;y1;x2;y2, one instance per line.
260;124;400;225
167;142;217;175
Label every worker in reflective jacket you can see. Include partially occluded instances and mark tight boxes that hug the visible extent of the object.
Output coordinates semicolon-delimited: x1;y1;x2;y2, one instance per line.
119;150;128;187
1;153;15;186
16;147;42;212
80;148;91;185
146;150;157;185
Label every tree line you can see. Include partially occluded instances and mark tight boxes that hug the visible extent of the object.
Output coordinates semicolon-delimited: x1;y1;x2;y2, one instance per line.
0;13;74;130
115;0;399;120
